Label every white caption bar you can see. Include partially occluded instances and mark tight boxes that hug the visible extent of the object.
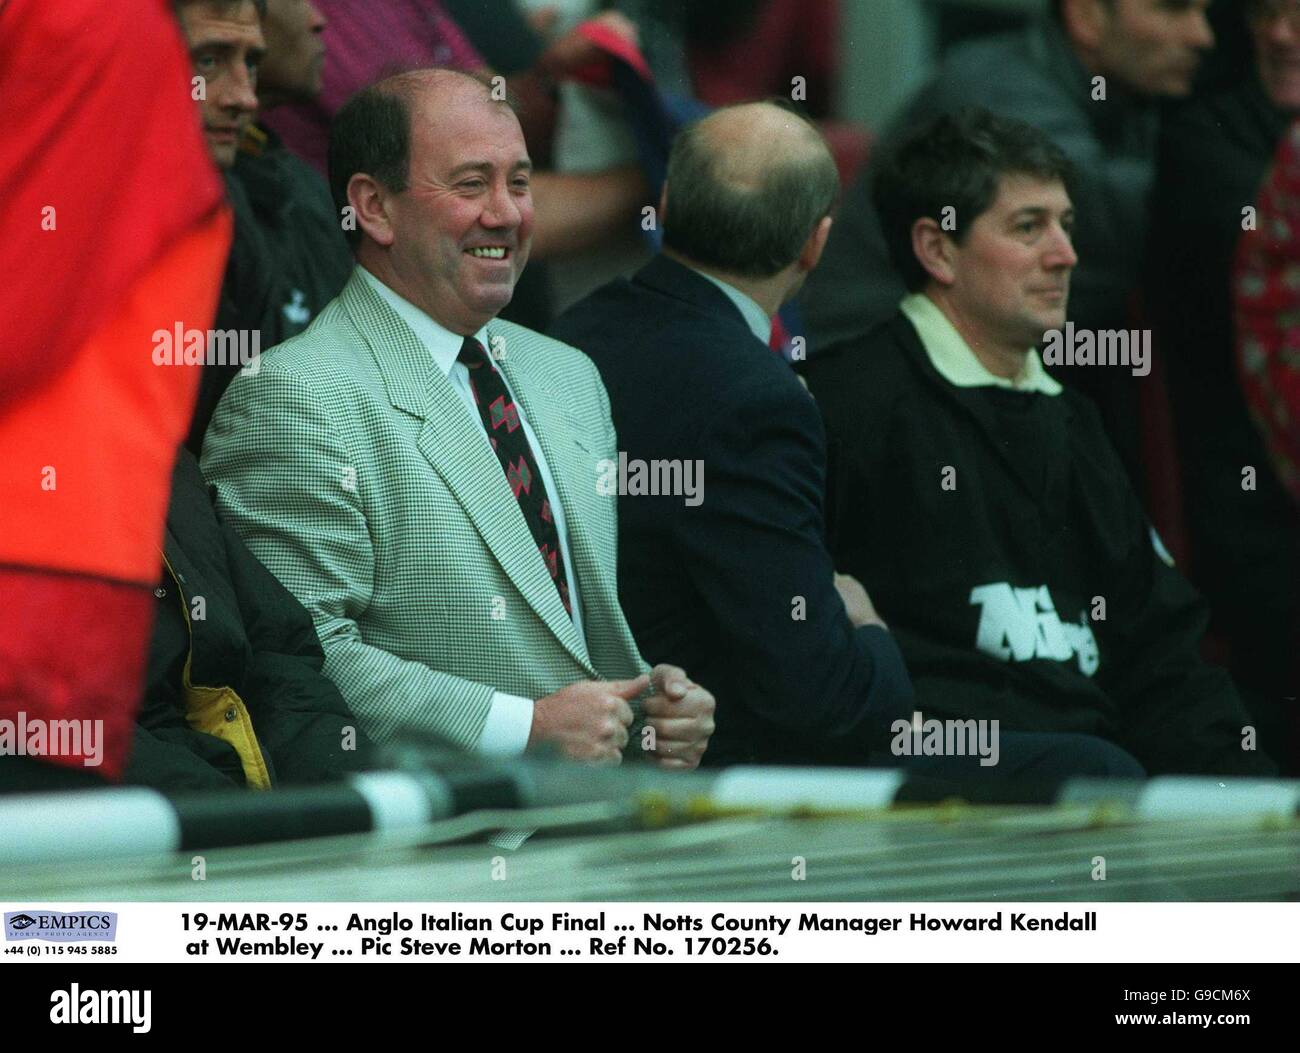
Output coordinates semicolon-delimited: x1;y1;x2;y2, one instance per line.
2;903;1295;963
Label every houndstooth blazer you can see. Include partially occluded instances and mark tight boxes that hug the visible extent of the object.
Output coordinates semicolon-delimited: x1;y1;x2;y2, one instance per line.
202;266;648;748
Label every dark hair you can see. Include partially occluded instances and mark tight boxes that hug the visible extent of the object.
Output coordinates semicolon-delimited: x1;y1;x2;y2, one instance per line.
174;0;267;18
661;102;840;279
329;87;412;248
328;69;518;249
1247;0;1283;18
873;108;1075;292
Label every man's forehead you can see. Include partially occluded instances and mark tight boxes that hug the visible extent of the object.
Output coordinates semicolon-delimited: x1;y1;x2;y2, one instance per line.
181;3;265;44
1124;0;1211;18
410;95;528;169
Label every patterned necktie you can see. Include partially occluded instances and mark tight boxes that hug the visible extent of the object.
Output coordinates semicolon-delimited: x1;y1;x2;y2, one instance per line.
457;336;572;618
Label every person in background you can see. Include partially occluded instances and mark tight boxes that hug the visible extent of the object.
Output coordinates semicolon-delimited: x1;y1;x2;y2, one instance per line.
260;0;483;174
127;449;374;790
551;102;913;767
178;0;353;450
1147;0;1300;773
1234;118;1300;771
1236;119;1300;506
685;0;839;119
261;0;650;328
800;0;1216;485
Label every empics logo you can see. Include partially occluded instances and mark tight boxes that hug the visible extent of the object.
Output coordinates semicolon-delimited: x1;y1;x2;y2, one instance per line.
50;985;151;1034
4;910;117;942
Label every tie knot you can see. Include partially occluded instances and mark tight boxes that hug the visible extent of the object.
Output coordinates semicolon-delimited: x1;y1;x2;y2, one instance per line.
458;336;488;369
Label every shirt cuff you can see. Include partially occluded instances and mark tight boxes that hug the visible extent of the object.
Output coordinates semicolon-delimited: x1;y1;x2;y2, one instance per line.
476;691;535;756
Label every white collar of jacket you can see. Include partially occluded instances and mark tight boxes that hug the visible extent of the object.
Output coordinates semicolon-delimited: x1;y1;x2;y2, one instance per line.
360;266;489;376
900;292;1063;396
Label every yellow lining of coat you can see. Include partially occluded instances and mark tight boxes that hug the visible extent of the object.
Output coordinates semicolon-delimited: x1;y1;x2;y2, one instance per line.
161;551;272;790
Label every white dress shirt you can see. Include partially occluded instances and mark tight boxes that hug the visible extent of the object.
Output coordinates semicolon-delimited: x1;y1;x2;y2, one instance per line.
361;268;587;755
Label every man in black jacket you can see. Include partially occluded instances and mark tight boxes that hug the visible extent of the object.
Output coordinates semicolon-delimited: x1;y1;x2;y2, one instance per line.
126;449;374;789
231;0;351;346
806;109;1275;777
178;0;352;450
551;102;913;767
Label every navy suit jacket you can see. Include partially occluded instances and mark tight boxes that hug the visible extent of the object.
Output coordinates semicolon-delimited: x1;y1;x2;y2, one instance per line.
550;255;912;765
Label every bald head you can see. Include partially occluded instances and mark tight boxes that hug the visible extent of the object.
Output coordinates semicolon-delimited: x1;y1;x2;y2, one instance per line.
376;66;503;119
662;102;839;279
691;103;829;187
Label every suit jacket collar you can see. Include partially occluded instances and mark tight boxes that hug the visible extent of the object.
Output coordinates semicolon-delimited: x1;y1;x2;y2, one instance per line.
633;254;769;345
340;267;430;417
359;266;489;380
339;266;595;673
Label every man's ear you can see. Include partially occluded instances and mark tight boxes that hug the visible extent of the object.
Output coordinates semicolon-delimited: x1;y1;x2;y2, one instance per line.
911;217;957;287
349;173;395;248
1059;0;1107;50
798;215;833;273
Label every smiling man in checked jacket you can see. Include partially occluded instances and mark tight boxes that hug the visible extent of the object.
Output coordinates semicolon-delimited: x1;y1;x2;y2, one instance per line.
203;69;715;768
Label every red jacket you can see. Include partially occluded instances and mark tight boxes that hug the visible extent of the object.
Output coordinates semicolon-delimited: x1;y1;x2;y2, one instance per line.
0;0;230;778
